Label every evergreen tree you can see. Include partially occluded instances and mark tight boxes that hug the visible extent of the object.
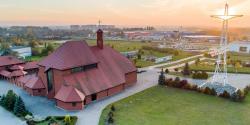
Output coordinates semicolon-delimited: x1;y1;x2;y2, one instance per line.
14;96;26;116
182;63;191;76
5;90;17;111
158;69;166;85
0;95;5;106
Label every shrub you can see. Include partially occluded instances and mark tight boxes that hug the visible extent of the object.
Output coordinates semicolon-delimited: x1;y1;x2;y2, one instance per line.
178;80;188;88
192;71;208;79
111;105;116;112
108;111;114;118
158;69;166;85
64;115;71;125
174;68;179;72
182;63;191;76
165;78;173;86
219;91;230;98
211;88;217;96
182;83;192;90
165;69;169;74
203;87;212;95
108;116;114;124
191;85;198;91
5;90;17;111
14;96;27;117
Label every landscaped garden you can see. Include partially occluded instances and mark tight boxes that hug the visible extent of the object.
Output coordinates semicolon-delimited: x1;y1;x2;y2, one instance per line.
0;90;78;125
188;52;250;74
99;85;250;125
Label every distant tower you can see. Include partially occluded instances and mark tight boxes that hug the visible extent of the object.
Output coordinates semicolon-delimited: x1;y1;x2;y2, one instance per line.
97;20;104;49
201;3;243;89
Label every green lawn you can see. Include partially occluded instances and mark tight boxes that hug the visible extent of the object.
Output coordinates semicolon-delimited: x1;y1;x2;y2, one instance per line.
86;39;148;52
190;64;250;74
99;86;250;125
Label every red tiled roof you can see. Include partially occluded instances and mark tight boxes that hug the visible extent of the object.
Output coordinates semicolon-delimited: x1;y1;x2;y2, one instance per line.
63;45;136;96
10;70;27;77
10;65;24;71
0;70;11;78
18;75;33;84
0;56;24;67
91;46;136;74
23;61;39;70
55;85;85;102
38;41;98;70
24;75;45;89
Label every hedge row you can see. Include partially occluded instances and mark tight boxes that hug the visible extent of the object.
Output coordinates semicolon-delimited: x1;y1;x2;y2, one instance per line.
161;76;248;102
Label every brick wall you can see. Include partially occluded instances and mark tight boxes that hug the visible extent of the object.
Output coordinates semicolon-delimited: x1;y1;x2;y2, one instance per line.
124;71;137;88
56;100;83;110
108;84;124;96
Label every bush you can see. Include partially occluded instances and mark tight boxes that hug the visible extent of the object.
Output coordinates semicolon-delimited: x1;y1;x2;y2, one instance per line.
190;85;198;91
108;116;114;124
165;69;169;74
108;111;114;118
158;69;166;85
231;90;245;102
165;78;173;86
174;68;179;72
182;63;191;76
219;91;230;98
192;71;208;79
203;87;212;95
211;88;217;96
182;83;192;90
111;105;116;112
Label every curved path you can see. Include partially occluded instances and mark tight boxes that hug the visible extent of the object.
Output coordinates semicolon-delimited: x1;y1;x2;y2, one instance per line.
0;54;205;125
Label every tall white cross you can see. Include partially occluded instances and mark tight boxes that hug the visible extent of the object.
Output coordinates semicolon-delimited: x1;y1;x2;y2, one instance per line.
211;3;243;86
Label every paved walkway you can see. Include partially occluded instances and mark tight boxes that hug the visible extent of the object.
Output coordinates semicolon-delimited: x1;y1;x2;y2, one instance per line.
147;54;203;69
0;68;160;125
0;107;26;125
1;54;249;125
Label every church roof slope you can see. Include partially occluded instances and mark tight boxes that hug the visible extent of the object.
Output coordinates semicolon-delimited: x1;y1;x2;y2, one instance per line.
38;41;98;70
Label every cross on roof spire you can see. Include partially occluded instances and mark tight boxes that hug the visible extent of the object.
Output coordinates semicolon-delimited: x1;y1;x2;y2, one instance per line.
98;20;101;28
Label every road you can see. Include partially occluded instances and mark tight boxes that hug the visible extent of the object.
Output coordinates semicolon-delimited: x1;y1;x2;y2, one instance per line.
147;54;203;69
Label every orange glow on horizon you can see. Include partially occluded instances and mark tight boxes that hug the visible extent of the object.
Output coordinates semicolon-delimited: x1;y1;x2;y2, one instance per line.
0;0;248;27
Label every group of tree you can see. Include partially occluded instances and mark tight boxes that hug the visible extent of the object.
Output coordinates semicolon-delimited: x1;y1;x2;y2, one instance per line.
158;69;166;85
106;105;116;125
142;46;180;56
0;90;31;117
182;63;191;76
192;71;209;79
158;72;249;102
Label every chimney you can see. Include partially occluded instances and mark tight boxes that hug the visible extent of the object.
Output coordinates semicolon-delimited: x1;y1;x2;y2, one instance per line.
97;29;103;49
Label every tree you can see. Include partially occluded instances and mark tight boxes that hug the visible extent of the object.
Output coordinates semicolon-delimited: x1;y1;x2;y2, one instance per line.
158;69;166;85
195;58;200;66
219;91;230;98
5;90;17;111
211;88;217;96
64;115;71;125
182;63;191;76
108;116;114;124
0;95;6;106
234;62;241;73
165;69;169;74
14;96;26;116
111;105;116;112
137;54;142;59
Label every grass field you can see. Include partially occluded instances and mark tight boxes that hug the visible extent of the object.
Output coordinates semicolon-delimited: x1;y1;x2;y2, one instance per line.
190;64;250;74
99;86;250;125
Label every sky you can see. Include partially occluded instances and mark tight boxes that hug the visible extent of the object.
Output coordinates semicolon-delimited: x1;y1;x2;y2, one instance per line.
0;0;249;27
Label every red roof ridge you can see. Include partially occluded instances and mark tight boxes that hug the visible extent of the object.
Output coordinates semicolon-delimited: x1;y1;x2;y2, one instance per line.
55;85;85;102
